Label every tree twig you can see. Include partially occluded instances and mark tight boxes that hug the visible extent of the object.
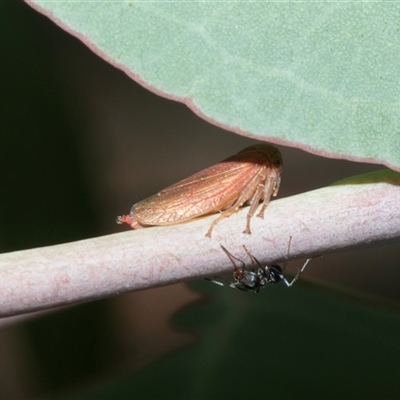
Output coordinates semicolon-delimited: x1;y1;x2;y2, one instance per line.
0;169;399;318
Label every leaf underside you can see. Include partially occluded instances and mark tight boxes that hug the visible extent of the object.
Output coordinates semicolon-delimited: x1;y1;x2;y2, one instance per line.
27;1;400;172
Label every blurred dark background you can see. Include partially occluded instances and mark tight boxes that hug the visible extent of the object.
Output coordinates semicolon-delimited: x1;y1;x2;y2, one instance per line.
1;2;400;399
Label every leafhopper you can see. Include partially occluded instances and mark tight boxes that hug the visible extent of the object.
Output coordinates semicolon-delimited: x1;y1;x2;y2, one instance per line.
117;143;283;237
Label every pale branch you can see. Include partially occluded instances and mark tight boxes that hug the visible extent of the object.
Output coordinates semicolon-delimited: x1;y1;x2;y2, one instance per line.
0;169;399;318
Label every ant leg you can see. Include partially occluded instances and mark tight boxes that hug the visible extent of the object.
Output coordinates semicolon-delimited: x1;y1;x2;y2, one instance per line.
220;245;245;271
242;245;263;270
205;277;232;287
282;258;312;287
205;245;247;288
205;277;246;291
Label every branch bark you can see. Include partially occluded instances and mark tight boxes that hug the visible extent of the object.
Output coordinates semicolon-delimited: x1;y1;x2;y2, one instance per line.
0;169;399;318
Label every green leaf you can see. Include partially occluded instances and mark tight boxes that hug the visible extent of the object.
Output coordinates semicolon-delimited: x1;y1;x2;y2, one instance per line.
28;1;400;171
69;282;400;400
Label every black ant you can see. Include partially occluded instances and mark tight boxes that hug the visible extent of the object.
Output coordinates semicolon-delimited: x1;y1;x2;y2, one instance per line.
206;238;312;293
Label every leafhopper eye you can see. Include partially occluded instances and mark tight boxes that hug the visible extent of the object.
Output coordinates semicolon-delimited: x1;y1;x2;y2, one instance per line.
116;143;283;237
